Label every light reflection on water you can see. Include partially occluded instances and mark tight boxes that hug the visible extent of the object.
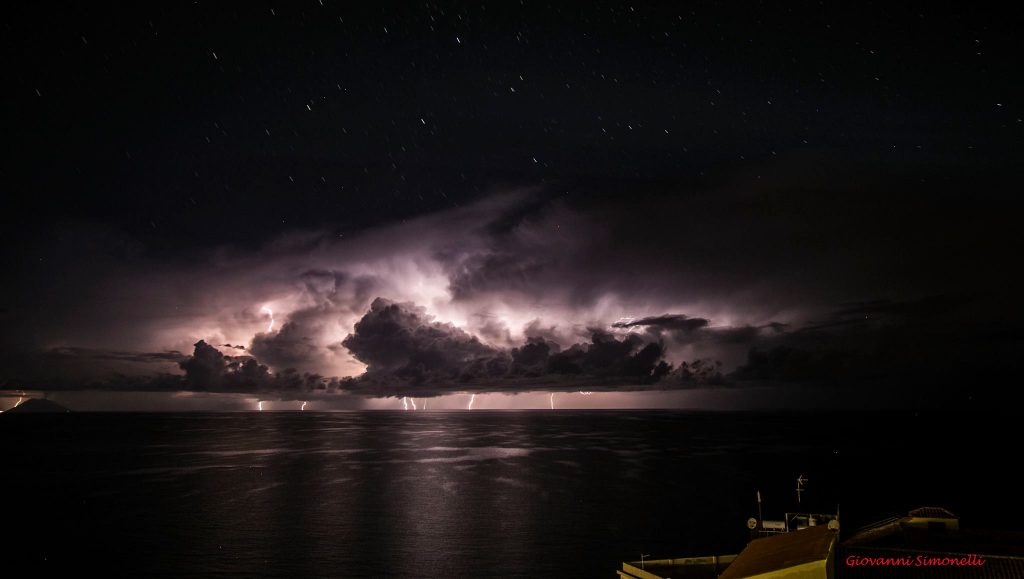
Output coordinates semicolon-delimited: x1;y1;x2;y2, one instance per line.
2;411;1013;577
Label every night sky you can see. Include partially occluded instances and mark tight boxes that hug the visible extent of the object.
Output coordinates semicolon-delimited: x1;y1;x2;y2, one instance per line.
3;2;1021;410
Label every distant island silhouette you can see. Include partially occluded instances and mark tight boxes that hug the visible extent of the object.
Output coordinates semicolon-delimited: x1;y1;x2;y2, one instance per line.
4;399;71;414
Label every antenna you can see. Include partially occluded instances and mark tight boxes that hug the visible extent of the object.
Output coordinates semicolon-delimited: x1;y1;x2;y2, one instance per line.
796;474;808;504
757;490;763;525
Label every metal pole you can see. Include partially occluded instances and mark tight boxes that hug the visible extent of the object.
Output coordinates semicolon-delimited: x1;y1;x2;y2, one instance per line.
757;490;763;525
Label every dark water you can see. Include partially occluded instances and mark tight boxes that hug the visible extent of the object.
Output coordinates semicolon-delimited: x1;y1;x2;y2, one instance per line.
2;411;1019;577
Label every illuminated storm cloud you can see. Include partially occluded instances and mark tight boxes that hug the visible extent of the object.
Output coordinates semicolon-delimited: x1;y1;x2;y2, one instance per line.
2;185;1017;406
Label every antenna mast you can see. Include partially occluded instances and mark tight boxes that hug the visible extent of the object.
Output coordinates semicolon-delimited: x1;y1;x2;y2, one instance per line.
796;474;808;504
757;490;763;524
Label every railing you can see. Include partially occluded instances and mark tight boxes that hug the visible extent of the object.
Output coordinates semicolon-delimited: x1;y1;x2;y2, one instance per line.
851;516;902;535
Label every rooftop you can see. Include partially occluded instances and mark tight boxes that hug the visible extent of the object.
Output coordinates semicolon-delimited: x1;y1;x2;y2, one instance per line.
907;506;958;519
618;555;736;579
720;525;837;579
843;522;1024;557
840;508;1024;578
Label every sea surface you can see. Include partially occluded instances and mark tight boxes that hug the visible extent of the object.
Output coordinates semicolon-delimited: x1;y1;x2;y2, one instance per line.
1;411;1019;577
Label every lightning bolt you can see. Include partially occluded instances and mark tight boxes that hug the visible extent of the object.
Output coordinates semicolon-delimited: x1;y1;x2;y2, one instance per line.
410;398;417;410
467;393;476;410
422;399;427;410
550;393;556;410
1;396;24;413
402;396;409;411
261;306;275;333
258;400;263;412
301;401;307;411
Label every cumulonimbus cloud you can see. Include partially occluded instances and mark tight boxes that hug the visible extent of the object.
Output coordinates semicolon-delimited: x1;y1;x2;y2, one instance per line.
3;164;1021;404
338;298;673;397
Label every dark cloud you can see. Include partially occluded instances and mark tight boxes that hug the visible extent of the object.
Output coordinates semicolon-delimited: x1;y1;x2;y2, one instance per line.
340;299;675;396
546;332;671;384
804;294;976;332
51;340;345;395
180;340;336;394
341;297;502;386
472;314;514;346
728;295;1023;406
0;345;189;389
830;295;976;319
666;359;727;387
610;315;784;353
250;321;323;371
733;346;856;383
5;287;1021;409
250;269;379;374
179;340;254;391
522;319;564;343
433;196;607;308
446;253;550;302
510;337;561;376
44;347;187;364
426;162;1022;337
613;315;710;334
1;183;1020;408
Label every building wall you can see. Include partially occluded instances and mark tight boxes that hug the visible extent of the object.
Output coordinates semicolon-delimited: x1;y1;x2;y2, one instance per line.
618;554;737;579
745;559;828;579
904;517;959;531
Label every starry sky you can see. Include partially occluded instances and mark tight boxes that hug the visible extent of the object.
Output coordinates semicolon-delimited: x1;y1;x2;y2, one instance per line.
2;2;1021;410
